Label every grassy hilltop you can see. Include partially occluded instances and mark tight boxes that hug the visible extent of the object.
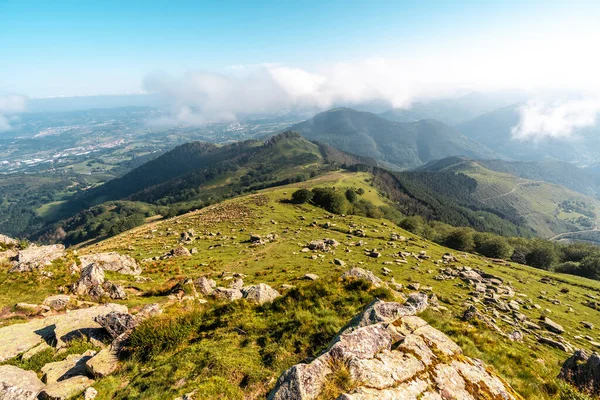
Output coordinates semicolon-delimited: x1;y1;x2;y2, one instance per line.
2;170;600;399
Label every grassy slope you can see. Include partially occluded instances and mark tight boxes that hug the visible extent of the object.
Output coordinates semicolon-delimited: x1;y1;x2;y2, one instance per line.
434;160;600;238
2;171;600;399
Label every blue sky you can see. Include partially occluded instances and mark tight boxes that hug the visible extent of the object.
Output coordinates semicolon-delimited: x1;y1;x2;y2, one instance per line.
1;0;599;97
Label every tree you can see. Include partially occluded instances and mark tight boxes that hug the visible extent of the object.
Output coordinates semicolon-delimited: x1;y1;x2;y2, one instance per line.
399;216;424;236
476;236;513;259
578;254;600;280
291;189;313;204
443;228;475;252
525;242;558;270
345;188;358;203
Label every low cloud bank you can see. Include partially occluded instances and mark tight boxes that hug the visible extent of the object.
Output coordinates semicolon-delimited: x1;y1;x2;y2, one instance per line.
512;99;600;140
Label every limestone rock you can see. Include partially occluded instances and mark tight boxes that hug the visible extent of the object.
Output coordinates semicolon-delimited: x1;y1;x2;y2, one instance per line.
43;295;72;311
214;287;243;301
542;317;565;334
72;264;105;295
0;234;18;247
41;350;95;384
268;300;518;400
341;267;384;288
558;349;600;395
0;365;45;400
95;311;137;339
79;252;141;275
241;283;280;304
84;387;98;400
86;347;119;378
0;303;128;361
38;375;94;400
195;277;216;295
9;244;65;273
303;274;320;281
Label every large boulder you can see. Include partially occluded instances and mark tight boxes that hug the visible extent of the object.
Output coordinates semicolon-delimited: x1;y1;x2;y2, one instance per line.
241;283;281;304
194;276;216;295
79;252;141;275
268;300;519;400
0;303;128;361
0;365;45;400
41;350;95;384
85;346;119;378
0;234;18;247
95;311;137;339
542;317;565;334
9;244;65;273
558;349;600;395
72;264;105;295
38;375;94;400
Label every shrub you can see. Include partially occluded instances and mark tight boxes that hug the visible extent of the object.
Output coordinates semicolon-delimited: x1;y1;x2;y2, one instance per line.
399;216;425;236
443;228;475;252
311;188;349;215
476;235;513;259
525;242;558;270
345;188;358;203
291;188;314;204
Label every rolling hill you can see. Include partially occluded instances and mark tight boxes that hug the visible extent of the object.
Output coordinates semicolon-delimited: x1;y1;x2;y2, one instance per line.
419;157;600;237
2;172;600;399
287;107;497;169
33;132;375;244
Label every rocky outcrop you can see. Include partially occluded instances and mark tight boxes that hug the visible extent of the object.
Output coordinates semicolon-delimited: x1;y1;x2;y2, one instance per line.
71;264;127;300
268;299;520;400
0;233;18;247
79;252;141;275
72;264;105;295
95;311;137;339
9;244;65;273
43;295;72;311
0;303;127;361
38;375;94;400
0;365;45;400
558;349;600;395
194;276;216;295
41;350;95;384
241;283;281;304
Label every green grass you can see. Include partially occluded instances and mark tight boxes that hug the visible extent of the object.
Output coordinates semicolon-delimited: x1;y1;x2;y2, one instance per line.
2;171;600;399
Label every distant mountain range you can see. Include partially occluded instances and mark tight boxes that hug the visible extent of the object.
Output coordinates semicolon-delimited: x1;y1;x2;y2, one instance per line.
287;108;497;169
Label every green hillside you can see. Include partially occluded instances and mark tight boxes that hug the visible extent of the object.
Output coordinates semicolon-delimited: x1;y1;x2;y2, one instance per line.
2;172;599;399
420;158;600;238
33;132;373;245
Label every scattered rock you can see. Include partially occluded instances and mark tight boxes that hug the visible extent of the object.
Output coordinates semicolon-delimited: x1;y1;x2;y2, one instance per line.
84;387;98;400
542;317;565;334
241;283;281;304
194;276;216;295
38;375;94;400
0;365;45;400
95;312;137;339
79;252;141;275
214;287;243;301
302;273;320;281
43;295;72;311
341;267;383;288
9;244;65;273
41;350;95;384
558;349;600;395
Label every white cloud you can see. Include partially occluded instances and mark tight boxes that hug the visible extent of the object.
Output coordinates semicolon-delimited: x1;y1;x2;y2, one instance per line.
512;99;600;140
0;94;27;132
